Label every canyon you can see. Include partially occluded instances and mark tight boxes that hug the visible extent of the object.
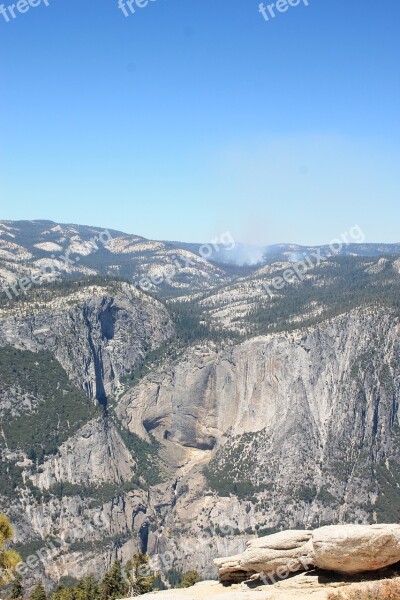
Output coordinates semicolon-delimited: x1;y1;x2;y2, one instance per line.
0;220;399;591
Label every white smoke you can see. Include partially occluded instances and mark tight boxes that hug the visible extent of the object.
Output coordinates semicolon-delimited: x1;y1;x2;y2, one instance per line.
213;243;266;266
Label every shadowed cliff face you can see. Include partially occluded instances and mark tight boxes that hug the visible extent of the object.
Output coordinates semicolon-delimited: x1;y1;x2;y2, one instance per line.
0;281;174;586
0;282;174;406
119;306;400;455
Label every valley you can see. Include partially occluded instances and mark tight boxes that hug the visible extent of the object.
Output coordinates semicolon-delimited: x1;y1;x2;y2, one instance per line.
1;220;400;592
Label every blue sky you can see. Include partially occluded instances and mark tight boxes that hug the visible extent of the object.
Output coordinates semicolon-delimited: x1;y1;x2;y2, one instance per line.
0;0;399;245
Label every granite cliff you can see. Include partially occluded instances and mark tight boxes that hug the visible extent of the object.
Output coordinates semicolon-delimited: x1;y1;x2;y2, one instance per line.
1;221;400;589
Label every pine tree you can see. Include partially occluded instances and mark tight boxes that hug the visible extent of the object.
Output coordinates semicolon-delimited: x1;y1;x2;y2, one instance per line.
29;581;47;600
125;553;155;597
50;585;70;600
11;572;24;600
77;574;100;600
0;514;21;586
100;561;128;600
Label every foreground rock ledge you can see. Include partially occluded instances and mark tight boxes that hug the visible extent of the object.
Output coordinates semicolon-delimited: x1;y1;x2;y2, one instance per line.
130;572;400;600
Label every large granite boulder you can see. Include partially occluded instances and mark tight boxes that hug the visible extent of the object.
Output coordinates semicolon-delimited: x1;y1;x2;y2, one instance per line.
214;530;314;583
312;524;400;574
215;524;400;584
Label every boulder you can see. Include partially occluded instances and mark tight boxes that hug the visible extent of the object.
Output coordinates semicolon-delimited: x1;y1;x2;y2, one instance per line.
312;524;400;574
214;530;315;583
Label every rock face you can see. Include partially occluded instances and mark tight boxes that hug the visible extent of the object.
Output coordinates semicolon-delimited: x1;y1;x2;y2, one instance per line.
31;418;137;489
0;281;174;402
0;280;174;586
313;524;400;574
116;307;400;575
214;530;314;583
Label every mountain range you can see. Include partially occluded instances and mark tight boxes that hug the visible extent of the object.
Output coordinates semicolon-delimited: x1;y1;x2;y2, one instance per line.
1;220;400;588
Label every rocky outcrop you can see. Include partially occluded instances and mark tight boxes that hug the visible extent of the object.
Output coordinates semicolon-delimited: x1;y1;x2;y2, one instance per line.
31;418;137;489
215;524;400;584
213;556;255;584
313;524;400;574
214;530;314;583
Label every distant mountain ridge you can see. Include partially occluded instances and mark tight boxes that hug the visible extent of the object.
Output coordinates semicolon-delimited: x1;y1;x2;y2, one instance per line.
1;220;399;297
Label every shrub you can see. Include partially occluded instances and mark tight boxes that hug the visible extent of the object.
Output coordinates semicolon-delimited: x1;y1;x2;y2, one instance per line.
30;582;47;600
178;570;200;588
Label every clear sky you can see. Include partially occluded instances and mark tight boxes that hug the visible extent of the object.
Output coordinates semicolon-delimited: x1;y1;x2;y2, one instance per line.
0;0;399;245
